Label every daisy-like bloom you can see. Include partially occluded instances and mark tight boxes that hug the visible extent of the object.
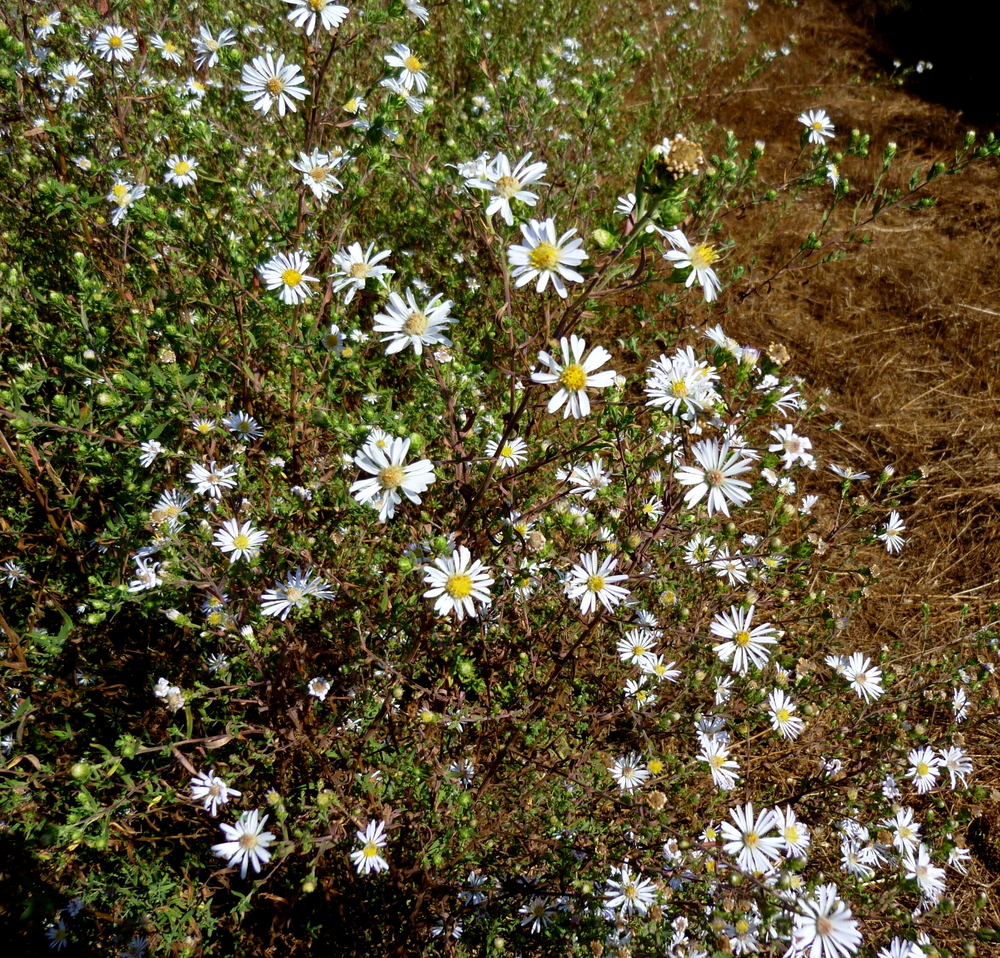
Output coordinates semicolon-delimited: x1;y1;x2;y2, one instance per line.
617;628;657;664
711;604;778;676
519;896;555;933
882;806;921;854
379;76;425;114
53;61;93;102
106;180;147;227
508;217;588;298
465;151;548;226
826;163;840;188
767;689;805;740
212;810;276;879
284;0;349;35
698;736;740;791
404;0;429;21
188;460;238;497
291;149;343;201
192;25;237;70
605;863;657;917
138;439;163;468
212;517;269;563
904;844;946;904
384;42;429;93
530;334;616;418
46;920;69;950
422;546;494;621
660;228;721;302
221;410;263;441
768;424;813;469
615;192;637;218
939;745;972;789
567;458;611;500
330;242;393;304
373;288;455;356
608;752;649;791
953;686;969;722
842;652;884;703
565;551;630;615
798;108;835;144
877;938;922;958
1;560;27;588
720;803;784;873
349;435;436;522
484;435;528;471
774;805;811;858
644;345;720;418
34;10;61;41
164;154;198;187
640;653;680;683
239;53;309;117
260;568;335;620
92;25;138;63
307;677;330;701
350;820;389;875
259;251;318;306
150;35;183;64
190;769;241;817
127;556;162;593
878;511;906;554
830;463;870;481
906;746;941;794
787;883;862;958
675;438;755;518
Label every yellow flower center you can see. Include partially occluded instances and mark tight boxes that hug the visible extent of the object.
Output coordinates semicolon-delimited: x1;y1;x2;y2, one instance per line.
587;574;605;593
362;842;379;858
776;708;790;723
690;244;717;270
344;97;358;112
232;534;250;551
811;120;824;131
378;464;405;490
558;363;587;391
205;39;219;51
734;629;751;647
736;919;749;935
784;825;799;843
916;762;929;776
648;759;663;774
496;175;520;198
112;184;129;202
265;77;285;95
310;166;327;182
403;311;429;336
499;444;514;458
404;54;423;73
529;241;561;271
108;35;123;49
445;573;473;599
670;379;689;398
705;467;726;488
238;832;259;850
282;268;302;288
348;262;371;279
165;41;178;53
65;74;79;86
745;831;759;848
173;161;191;176
285;587;304;603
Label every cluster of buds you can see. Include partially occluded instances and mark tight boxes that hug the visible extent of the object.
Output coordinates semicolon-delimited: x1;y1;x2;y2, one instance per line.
633;134;705;223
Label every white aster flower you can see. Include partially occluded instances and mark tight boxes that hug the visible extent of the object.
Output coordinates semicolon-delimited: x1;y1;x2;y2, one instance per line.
698;736;740;791
92;25;138;63
53;61;92;102
877;511;906;554
604;863;657;917
212;517;269;563
842;652;884;704
187;460;238;498
484;435;528;471
284;0;349;35
720;802;784;873
530;334;616;418
608;751;649;791
349;435;436;522
659;228;721;302
239;53;309;117
798;108;835;144
906;746;941;794
164;154;198;187
422;546;494;621
711;604;778;675
191;25;236;70
674;437;754;517
259;251;318;305
508;217;588;297
106;180;147;226
787;883;862;958
138;439;163;468
465;151;548;226
308;676;331;701
291;149;343;201
384;42;429;93
260;568;335;620
373;288;455;356
212;810;276;878
330;242;393;304
565;551;630;615
768;424;813;469
190;769;241;817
